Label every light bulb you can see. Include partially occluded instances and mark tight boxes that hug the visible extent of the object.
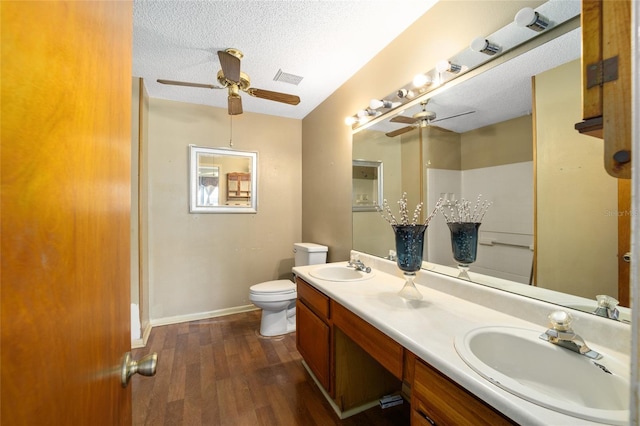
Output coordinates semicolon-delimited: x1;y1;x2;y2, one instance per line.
412;74;432;88
397;88;415;99
470;37;500;56
436;60;461;74
369;99;394;109
345;116;357;126
515;7;549;32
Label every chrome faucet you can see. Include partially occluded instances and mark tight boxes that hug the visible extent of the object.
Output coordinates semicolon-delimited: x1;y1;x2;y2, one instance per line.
539;310;602;360
347;259;371;273
593;295;620;320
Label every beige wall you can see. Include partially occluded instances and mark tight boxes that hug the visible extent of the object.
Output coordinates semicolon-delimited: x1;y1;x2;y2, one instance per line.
461;115;533;169
425;128;462;170
535;59;618;298
301;0;543;261
352;130;401;257
147;98;301;320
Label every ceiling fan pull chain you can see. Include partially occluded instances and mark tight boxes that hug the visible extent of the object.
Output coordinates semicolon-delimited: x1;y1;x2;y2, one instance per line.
229;115;233;148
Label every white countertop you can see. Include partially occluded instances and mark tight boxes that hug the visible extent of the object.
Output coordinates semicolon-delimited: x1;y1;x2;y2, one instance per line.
293;253;630;426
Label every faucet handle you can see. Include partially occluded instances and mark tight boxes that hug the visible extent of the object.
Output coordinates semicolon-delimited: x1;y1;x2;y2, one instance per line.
595;295;620;320
548;310;573;331
596;294;619;309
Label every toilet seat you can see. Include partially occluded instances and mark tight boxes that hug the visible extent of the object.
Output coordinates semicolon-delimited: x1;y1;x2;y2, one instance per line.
250;279;296;296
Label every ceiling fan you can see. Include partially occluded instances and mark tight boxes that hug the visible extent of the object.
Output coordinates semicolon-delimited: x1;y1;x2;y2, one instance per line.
157;48;301;115
385;101;475;137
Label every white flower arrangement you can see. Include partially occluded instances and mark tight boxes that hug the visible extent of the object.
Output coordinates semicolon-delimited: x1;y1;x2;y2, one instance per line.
439;194;492;223
378;192;442;226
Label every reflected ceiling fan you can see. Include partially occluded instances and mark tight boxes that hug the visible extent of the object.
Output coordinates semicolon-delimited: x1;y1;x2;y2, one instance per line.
157;48;300;115
386;100;475;137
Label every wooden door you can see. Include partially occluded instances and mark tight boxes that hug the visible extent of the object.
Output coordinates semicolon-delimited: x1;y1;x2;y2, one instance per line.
1;2;133;424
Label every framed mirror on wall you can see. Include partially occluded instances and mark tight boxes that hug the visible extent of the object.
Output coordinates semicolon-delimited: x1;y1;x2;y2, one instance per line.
189;145;258;213
351;1;632;323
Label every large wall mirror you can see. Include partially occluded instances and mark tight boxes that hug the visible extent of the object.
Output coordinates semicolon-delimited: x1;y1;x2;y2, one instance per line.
352;1;631;323
189;145;258;213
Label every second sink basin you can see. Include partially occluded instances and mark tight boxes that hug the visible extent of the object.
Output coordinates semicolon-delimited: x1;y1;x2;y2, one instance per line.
309;265;375;282
454;326;629;425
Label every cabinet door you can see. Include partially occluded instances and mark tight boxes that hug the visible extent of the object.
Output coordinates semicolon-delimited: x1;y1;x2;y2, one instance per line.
296;300;331;392
412;360;515;425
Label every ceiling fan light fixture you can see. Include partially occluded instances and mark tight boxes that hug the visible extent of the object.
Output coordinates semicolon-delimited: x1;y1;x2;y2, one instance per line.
470;37;501;56
515;7;549;32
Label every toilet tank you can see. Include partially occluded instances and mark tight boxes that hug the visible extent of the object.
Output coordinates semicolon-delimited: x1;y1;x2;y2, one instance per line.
293;243;328;266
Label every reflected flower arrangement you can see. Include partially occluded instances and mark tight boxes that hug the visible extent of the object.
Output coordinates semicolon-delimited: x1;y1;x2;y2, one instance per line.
438;195;492;278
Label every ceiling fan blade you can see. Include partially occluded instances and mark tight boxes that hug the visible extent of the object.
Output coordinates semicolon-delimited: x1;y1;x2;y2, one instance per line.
248;88;300;105
386;126;415;138
157;79;222;89
218;50;241;82
390;115;415;124
432;110;476;123
228;95;243;115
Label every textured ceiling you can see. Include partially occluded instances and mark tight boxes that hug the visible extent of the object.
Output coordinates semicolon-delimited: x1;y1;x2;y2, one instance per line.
133;0;439;119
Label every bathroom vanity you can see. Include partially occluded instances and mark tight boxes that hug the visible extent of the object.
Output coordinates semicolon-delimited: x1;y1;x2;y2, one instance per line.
294;253;631;425
297;276;511;424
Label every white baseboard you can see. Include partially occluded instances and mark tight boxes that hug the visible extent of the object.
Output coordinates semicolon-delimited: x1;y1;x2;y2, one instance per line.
131;321;153;349
151;304;259;327
130;304;260;348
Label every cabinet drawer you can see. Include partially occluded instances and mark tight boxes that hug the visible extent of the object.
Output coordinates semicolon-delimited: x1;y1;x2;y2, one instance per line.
296;277;330;320
332;300;403;379
412;359;514;426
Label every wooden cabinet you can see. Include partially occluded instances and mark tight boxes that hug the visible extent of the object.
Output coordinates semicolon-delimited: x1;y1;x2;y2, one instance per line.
576;0;631;179
332;301;403;380
296;277;517;423
227;172;251;199
296;277;332;393
411;358;515;425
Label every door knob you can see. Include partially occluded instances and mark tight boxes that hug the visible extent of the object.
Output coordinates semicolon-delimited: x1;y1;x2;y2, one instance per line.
623;252;631;263
121;351;157;387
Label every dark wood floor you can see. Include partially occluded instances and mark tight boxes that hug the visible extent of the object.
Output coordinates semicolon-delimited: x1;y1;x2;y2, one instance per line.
132;310;410;426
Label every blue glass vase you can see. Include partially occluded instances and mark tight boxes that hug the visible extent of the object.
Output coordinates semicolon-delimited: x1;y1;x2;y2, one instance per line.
447;222;481;278
392;224;427;300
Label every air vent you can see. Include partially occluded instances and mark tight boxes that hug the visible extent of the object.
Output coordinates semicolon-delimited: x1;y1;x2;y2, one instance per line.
273;69;303;85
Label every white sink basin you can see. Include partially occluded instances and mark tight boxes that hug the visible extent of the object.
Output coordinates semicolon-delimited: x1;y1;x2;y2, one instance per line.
454;326;629;425
308;265;375;282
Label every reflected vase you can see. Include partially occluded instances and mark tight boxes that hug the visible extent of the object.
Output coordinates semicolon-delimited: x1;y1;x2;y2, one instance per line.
392;224;427;300
447;222;481;279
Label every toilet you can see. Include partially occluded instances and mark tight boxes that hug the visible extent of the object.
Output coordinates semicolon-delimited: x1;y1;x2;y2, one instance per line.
249;242;328;336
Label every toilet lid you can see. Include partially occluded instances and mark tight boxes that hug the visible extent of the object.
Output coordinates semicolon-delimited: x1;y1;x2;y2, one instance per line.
250;280;296;295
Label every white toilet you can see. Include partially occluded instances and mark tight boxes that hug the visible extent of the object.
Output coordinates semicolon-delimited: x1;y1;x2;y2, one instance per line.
249;242;328;336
